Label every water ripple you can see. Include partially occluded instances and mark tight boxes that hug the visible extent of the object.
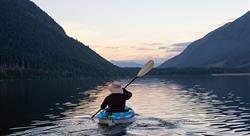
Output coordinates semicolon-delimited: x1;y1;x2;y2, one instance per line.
8;76;250;135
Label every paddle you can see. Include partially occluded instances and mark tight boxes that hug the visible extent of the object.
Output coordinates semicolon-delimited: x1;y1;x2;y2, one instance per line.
124;60;154;89
91;109;101;119
91;60;155;119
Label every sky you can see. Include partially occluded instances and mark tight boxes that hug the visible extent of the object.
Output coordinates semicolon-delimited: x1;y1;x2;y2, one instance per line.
31;0;249;65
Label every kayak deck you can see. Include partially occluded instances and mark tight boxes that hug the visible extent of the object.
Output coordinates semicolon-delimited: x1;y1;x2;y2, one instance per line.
96;107;135;126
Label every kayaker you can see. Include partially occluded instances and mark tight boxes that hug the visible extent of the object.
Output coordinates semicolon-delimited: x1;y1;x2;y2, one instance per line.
100;81;132;112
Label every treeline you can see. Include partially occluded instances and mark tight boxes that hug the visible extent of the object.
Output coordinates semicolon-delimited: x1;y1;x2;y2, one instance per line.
0;68;124;79
123;67;250;76
1;67;250;79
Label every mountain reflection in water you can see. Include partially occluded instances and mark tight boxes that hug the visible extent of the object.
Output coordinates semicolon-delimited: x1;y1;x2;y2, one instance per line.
1;76;250;135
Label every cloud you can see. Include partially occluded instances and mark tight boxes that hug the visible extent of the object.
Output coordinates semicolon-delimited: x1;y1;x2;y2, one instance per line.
105;46;119;49
172;42;191;47
136;47;154;51
92;45;120;50
158;46;168;50
166;47;185;52
143;42;164;46
158;42;191;53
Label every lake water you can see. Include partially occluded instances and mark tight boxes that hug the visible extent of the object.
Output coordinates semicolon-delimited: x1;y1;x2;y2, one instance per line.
1;75;250;135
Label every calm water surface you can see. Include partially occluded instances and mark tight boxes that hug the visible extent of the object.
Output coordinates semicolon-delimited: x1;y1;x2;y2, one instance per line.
1;76;250;135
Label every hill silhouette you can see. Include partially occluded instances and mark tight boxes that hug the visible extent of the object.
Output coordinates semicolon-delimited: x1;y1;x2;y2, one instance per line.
160;11;250;68
0;0;120;78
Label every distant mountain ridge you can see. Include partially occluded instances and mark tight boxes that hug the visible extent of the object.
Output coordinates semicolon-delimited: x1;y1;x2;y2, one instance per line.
110;60;143;68
160;11;250;68
0;0;119;77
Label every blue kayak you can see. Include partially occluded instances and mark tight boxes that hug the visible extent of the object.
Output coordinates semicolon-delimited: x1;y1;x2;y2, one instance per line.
96;107;135;125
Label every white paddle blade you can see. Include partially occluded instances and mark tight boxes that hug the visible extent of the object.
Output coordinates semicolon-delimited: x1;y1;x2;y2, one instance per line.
137;60;154;77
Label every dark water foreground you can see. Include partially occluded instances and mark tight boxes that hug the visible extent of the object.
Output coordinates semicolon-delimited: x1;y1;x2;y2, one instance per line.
0;76;250;135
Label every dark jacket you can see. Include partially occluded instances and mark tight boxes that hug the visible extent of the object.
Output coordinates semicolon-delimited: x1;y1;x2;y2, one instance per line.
100;88;132;112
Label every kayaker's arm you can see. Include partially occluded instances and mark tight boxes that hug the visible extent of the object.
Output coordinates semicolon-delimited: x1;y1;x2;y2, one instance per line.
123;88;132;100
101;97;108;109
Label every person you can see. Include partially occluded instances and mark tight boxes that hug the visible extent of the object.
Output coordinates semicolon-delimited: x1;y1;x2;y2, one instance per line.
100;81;132;112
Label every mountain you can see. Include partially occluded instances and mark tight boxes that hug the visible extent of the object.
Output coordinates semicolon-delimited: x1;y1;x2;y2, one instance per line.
159;11;250;68
110;60;143;68
0;0;120;77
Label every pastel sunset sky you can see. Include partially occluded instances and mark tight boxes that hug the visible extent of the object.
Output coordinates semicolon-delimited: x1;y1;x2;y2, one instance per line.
32;0;249;65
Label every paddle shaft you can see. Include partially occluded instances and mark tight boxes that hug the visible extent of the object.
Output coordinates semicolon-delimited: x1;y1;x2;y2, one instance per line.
91;109;101;119
124;76;138;89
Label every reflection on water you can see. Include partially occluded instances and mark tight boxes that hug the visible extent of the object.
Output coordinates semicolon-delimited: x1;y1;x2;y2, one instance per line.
1;76;250;135
0;78;110;134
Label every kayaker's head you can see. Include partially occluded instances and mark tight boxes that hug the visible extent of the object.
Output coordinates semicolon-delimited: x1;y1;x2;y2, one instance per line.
108;81;123;94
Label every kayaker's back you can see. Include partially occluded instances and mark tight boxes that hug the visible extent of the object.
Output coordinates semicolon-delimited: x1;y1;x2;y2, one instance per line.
101;89;132;112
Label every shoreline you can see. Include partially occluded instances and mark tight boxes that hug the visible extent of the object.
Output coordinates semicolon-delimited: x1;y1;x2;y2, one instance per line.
212;73;250;77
